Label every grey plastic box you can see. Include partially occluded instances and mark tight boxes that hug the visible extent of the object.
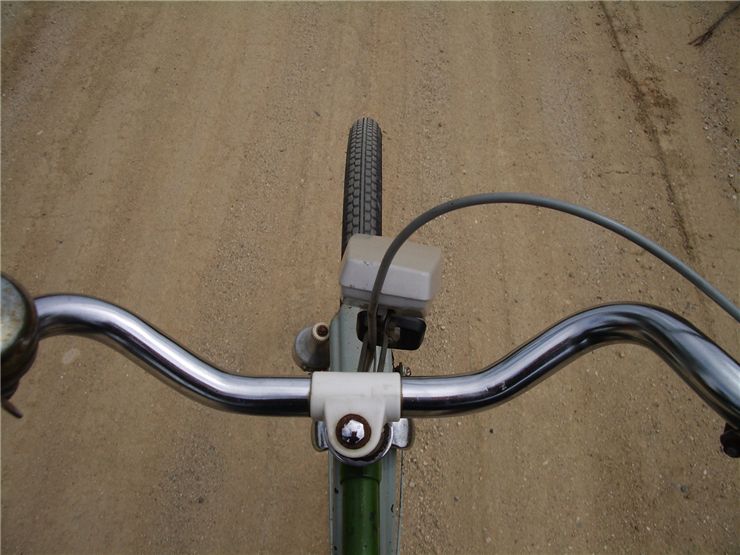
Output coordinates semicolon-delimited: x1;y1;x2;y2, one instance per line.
339;234;442;315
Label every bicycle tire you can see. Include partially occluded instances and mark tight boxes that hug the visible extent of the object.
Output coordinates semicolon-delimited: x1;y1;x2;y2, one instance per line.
341;117;382;255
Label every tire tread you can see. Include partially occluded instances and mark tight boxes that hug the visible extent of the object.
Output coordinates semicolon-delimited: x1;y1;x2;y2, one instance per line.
341;117;382;254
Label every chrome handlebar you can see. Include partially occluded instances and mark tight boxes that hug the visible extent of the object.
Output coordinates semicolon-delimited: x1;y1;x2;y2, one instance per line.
403;304;740;426
35;295;311;415
17;294;738;427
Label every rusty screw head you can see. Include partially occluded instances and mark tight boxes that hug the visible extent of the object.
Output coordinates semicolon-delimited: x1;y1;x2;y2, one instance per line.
336;414;371;449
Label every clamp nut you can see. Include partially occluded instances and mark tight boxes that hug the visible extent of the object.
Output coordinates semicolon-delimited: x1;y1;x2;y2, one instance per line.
336;414;371;449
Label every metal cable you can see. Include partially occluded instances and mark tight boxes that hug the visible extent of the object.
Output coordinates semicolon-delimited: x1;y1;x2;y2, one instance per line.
360;193;739;371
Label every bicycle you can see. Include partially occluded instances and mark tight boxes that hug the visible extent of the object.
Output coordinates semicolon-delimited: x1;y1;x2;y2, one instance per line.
2;117;739;554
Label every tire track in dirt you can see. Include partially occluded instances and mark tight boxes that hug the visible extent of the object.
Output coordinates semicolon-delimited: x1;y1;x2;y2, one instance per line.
600;2;695;259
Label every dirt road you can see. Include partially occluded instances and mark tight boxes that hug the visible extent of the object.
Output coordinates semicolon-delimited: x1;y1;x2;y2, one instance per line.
2;3;738;553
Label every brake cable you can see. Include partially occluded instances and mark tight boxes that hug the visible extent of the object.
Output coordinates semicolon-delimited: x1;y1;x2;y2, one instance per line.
359;193;740;372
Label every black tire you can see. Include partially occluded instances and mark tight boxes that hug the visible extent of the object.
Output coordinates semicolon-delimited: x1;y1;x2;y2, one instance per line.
341;117;382;255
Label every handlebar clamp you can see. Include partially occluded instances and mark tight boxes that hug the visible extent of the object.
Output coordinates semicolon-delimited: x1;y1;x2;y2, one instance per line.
310;372;402;465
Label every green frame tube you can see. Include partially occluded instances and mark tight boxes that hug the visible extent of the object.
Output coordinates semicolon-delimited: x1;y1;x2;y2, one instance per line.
340;462;381;555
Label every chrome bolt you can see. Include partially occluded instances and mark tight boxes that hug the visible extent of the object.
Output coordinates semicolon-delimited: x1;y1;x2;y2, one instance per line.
336;414;371;449
394;363;411;376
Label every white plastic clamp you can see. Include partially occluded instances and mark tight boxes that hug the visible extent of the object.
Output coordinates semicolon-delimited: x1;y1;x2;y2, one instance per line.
310;372;401;460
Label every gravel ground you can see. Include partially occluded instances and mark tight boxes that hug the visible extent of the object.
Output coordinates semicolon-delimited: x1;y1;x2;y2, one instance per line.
2;2;738;554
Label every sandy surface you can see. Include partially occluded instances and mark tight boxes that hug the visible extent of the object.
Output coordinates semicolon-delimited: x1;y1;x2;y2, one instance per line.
1;2;738;554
